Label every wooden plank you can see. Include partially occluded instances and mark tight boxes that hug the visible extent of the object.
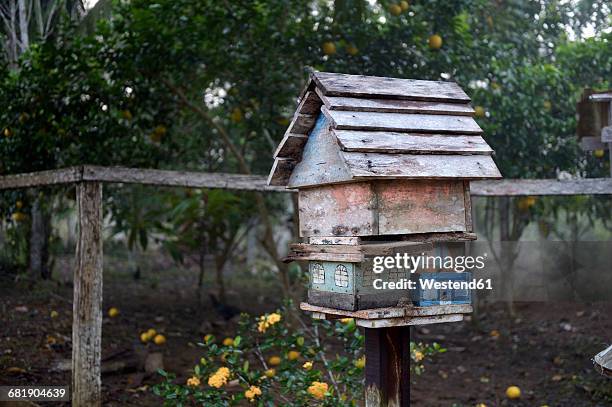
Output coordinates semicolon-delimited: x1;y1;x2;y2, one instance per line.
273;133;308;159
288;115;354;188
312;71;471;102
376;180;467;234
268;158;296;187
285;251;364;263
309;236;362;245
72;182;103;407
291;241;431;256
580;136;606;151
602;126;612;143
334;130;492;154
0;166;82;190
589;92;612;102
344;152;502;179
463;181;473;232
322;95;475;115
323;106;482;134
364;327;410;407
287;113;316;135
357;314;463;328
594;344;612;377
298;182;377;237
471;178;612;196
300;302;472;319
296;90;322;115
81;166;287;192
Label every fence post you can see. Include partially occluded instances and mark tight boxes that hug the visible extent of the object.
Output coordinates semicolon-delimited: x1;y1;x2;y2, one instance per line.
365;326;411;407
72;182;103;407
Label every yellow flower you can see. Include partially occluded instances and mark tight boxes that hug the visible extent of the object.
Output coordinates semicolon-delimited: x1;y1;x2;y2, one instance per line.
287;350;300;361
257;312;282;333
264;368;276;378
208;367;230;388
268;356;281;366
244;385;262;401
186;376;200;387
414;351;424;362
307;381;329;400
303;361;313;370
354;356;366;369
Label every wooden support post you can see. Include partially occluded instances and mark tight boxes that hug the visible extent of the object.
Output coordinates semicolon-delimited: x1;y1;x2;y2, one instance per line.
72;182;103;407
365;326;411;407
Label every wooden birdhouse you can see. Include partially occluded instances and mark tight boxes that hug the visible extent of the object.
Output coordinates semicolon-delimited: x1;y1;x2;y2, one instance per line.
577;88;612;151
268;72;501;311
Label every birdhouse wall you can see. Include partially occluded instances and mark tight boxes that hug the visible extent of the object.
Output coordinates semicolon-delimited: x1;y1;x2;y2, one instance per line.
298;180;472;237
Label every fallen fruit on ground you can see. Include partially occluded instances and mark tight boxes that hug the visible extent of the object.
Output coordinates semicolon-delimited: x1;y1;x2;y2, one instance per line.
506;385;521;399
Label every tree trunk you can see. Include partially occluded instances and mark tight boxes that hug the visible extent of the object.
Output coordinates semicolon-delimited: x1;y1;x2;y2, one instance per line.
29;198;51;279
17;0;28;53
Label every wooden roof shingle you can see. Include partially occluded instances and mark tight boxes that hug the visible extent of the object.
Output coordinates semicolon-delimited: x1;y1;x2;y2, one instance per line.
268;71;501;187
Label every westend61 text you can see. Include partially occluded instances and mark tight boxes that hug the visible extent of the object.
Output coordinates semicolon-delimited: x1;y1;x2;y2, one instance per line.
372;253;487;273
373;278;493;291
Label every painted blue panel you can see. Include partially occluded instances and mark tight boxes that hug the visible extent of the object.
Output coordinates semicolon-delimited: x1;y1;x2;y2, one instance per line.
309;261;354;294
414;272;472;306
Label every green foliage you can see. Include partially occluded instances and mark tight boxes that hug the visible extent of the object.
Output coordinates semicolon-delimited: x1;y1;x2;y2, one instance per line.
152;306;444;406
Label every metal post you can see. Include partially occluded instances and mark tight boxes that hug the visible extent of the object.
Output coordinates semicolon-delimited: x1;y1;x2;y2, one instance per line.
365;326;411;407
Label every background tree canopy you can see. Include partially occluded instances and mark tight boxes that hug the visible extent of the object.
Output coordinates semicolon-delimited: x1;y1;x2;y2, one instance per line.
0;0;610;285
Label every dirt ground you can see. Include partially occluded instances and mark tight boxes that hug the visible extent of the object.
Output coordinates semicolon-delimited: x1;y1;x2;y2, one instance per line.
1;252;611;407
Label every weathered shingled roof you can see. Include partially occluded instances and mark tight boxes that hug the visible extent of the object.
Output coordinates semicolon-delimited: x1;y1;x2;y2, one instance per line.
268;71;501;188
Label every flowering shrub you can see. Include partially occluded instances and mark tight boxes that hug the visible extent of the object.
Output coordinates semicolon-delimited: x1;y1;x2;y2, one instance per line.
153;306;444;406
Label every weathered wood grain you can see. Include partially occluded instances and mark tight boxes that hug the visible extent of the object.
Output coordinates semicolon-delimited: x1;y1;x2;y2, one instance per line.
357;314;463;328
463;181;473;232
72;182;103;407
334;130;492;154
376;180;467;234
322;95;475;115
580;136;606;151
601;126;612;143
82;166;287;192
344;152;502;179
364;327;410;407
300;302;472;319
594;344;612;377
308;236;362;245
288;115;353;188
285;251;363;263
273;133;308;159
296;90;322;115
0;166;82;189
470;178;612;196
322;106;482;134
312;71;471;102
290;241;432;256
298;182;377;237
287;113;316;135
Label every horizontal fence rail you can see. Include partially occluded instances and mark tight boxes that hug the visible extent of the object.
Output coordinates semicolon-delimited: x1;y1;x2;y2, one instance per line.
0;165;611;195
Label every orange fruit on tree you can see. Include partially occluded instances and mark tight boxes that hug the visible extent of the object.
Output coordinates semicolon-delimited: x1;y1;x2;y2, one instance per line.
15;200;23;209
153;334;166;345
346;44;359;56
11;212;26;222
543;100;552;111
474;106;486;118
594;149;605;158
400;1;409;11
429;34;443;50
108;307;119;318
3;127;12;137
222;337;234;347
287;350;300;361
389;4;402;16
322;41;336;56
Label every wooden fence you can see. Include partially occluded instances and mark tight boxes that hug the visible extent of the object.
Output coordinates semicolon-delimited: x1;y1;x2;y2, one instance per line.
1;165;611;406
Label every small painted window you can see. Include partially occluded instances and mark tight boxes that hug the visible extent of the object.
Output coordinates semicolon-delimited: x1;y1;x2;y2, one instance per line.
334;264;349;287
311;263;325;284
